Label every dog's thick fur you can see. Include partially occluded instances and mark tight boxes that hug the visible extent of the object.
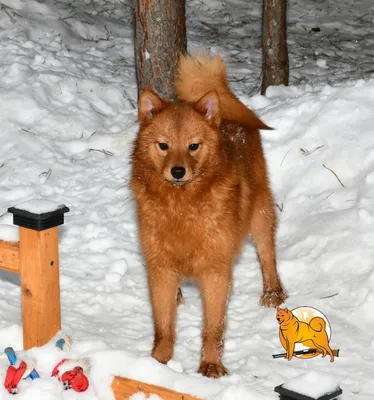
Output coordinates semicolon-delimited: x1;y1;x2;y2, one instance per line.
276;308;334;362
131;52;287;378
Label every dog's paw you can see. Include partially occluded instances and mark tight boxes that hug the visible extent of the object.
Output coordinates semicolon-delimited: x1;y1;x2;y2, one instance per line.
286;353;293;361
152;341;173;365
198;362;229;378
260;290;287;307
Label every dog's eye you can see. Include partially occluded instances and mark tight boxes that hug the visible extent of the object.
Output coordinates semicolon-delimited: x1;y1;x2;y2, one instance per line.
158;143;169;151
189;143;199;151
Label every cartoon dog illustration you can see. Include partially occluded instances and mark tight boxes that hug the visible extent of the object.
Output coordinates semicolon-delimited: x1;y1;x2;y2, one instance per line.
276;308;334;362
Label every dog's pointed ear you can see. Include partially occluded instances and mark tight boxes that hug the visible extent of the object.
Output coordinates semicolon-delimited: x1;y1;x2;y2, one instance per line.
138;89;165;127
195;90;221;127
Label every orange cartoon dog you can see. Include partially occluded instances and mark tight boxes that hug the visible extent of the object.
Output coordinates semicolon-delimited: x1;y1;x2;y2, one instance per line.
131;52;287;378
276;308;334;362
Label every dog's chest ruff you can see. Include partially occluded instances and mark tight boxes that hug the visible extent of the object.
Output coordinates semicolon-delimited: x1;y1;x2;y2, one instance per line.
137;185;241;265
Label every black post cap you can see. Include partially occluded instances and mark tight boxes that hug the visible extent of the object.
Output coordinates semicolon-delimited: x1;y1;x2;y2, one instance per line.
274;384;343;400
8;203;69;231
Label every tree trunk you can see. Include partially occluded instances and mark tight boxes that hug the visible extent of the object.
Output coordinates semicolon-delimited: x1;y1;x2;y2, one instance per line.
261;0;289;95
134;0;187;101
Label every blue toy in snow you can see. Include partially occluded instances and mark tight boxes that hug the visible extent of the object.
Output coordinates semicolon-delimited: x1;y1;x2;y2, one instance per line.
3;347;39;394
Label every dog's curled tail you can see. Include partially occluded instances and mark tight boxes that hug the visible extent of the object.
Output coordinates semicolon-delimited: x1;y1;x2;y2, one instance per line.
176;52;271;130
309;317;326;332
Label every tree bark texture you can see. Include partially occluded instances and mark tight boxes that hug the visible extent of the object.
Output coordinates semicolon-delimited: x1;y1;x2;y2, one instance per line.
134;0;187;101
261;0;289;95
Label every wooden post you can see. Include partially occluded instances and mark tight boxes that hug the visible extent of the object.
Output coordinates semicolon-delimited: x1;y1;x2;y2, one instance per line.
19;227;61;349
8;203;69;350
112;377;201;400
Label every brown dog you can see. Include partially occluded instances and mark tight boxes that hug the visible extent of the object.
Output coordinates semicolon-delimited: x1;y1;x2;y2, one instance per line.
277;308;334;362
131;52;287;378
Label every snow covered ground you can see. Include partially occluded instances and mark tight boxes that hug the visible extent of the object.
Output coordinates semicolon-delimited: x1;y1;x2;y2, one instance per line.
0;0;373;399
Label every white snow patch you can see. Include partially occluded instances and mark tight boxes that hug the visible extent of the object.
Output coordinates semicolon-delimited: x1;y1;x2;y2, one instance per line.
0;224;19;242
12;200;67;214
282;371;340;398
316;59;328;69
167;359;184;373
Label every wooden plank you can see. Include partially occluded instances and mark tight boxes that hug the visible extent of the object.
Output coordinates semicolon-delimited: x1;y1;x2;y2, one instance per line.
112;376;202;400
19;227;61;350
0;240;20;274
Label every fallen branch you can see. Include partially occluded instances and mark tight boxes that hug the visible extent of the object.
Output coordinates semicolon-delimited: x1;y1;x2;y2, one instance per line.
39;169;52;182
300;145;324;156
323;164;345;187
324;191;334;200
276;203;284;212
89;149;114;156
280;150;290;166
0;4;17;24
320;292;338;299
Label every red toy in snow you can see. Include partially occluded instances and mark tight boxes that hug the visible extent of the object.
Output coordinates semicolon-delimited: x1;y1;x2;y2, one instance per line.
4;361;27;394
52;359;89;392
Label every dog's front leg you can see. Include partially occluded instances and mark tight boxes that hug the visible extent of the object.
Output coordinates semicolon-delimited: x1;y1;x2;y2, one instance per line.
198;270;232;378
286;339;296;361
147;265;180;364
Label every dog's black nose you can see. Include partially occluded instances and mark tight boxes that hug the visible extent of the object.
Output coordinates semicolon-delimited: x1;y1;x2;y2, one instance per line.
171;166;186;180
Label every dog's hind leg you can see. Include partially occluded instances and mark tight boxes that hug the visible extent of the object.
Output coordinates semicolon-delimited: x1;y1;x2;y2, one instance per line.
148;266;180;364
313;338;335;362
249;192;287;307
311;340;327;356
326;345;335;362
198;270;231;378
